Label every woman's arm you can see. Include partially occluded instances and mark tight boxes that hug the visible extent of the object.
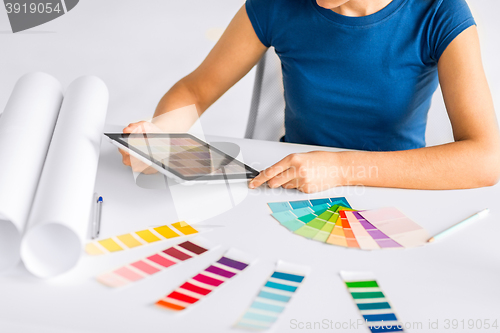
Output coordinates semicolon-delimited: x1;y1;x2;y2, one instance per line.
250;26;500;193
120;5;267;167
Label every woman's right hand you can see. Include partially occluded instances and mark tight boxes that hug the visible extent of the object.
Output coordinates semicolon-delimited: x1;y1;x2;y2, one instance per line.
118;121;162;174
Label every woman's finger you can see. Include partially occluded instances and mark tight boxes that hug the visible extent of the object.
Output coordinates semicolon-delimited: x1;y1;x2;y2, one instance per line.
118;148;128;157
123;121;148;134
118;149;131;166
141;166;159;174
267;168;298;189
249;156;293;189
282;178;300;189
298;183;322;194
118;147;150;172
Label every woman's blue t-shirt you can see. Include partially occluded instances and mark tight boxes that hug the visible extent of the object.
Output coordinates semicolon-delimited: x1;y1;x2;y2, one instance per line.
245;0;476;151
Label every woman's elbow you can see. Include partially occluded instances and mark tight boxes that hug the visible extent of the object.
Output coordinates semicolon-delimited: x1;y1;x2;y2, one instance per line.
475;146;500;187
479;170;500;188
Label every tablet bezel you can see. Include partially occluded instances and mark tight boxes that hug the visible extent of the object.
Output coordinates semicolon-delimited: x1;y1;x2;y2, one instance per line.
105;133;259;181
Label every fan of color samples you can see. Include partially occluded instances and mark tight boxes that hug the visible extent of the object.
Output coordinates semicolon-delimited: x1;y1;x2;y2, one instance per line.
268;197;430;249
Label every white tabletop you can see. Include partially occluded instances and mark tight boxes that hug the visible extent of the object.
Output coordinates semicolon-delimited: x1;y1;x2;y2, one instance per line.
1;135;499;333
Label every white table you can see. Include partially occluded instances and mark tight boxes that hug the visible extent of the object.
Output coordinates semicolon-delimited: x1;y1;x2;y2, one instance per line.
1;135;499;333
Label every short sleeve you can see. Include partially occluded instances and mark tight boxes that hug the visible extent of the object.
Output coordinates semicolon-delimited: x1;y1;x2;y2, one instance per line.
245;0;275;47
428;0;476;62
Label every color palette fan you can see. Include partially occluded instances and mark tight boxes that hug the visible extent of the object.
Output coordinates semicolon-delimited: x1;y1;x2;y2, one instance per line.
268;198;429;249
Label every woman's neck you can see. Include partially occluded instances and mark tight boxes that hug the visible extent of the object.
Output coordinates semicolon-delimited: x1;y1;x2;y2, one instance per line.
332;0;394;17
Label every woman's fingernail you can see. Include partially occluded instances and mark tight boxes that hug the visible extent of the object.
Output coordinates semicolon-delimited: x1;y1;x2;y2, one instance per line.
249;183;255;189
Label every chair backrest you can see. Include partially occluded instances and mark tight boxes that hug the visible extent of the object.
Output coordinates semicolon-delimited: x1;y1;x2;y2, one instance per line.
245;48;455;147
245;47;285;141
425;86;454;147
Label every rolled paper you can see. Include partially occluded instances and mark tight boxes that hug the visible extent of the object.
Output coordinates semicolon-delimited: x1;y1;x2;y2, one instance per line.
21;76;109;278
0;73;63;271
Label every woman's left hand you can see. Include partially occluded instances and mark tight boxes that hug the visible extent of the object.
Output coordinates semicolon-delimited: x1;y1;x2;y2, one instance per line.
248;151;345;193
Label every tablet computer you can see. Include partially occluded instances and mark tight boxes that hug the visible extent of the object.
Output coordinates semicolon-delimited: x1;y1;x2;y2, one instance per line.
105;133;259;183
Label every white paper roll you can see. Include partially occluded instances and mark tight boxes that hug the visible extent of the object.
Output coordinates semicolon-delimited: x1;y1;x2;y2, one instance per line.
21;76;109;278
0;73;63;271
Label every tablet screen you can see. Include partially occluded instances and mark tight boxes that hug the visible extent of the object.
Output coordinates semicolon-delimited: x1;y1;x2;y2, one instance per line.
106;133;259;181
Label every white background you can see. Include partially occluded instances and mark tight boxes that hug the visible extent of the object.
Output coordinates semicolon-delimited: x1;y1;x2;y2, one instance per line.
0;0;253;137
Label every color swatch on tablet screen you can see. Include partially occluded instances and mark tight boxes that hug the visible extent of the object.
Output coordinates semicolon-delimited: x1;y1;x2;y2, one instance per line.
156;249;252;311
85;221;198;255
234;262;308;330
341;271;404;332
96;239;210;288
125;135;250;178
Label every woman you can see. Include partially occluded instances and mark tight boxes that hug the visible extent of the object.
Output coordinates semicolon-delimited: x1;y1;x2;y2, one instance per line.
122;0;500;193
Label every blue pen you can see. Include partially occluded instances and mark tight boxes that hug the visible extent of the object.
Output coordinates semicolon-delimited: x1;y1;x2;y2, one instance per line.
92;196;103;239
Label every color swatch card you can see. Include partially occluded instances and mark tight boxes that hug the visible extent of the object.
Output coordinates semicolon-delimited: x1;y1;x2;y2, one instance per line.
271;203;331;225
85;221;199;255
340;210;361;248
344;211;380;250
326;207;357;246
352;212;402;249
234;261;309;331
97;238;213;288
267;197;429;251
341;271;404;333
267;197;351;213
295;205;352;241
271;197;352;233
156;248;254;311
293;205;338;239
274;206;330;232
359;208;430;248
313;205;352;243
